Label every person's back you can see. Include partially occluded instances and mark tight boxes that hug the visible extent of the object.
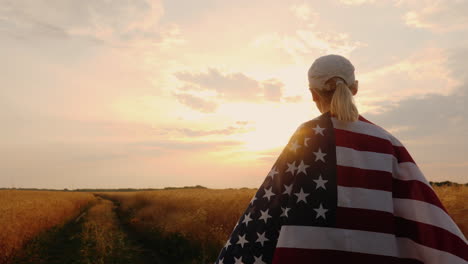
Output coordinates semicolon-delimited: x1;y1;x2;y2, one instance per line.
215;55;467;264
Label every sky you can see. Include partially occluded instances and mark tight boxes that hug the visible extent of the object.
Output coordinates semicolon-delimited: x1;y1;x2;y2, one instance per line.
1;0;467;189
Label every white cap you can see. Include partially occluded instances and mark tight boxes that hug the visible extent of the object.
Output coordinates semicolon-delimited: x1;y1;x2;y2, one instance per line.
308;54;355;91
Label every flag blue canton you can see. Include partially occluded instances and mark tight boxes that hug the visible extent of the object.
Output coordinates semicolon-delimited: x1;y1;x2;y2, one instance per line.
215;112;337;264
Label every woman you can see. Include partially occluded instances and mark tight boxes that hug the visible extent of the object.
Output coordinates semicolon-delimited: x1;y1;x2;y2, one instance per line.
215;55;467;264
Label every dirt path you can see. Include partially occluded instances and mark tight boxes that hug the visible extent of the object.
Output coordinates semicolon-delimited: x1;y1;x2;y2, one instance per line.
11;196;164;264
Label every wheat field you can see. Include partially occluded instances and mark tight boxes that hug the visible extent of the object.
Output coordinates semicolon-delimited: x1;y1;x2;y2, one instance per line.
0;185;466;263
0;190;95;263
103;185;468;261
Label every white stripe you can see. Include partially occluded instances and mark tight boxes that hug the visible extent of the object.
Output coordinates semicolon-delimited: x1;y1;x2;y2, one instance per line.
277;225;398;257
337;186;466;242
338;186;393;213
397;237;467;264
394;198;467;242
337;146;394;173
337;147;431;189
276;226;467;264
395;162;432;188
332;117;403;147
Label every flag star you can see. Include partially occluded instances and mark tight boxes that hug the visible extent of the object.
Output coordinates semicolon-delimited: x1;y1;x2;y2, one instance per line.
312;124;325;135
253;255;266;264
281;207;290;217
296;160;310;175
256;232;269;246
242;212;252;226
234;256;244;264
314;203;328;219
224;239;231;250
250;195;257;205
313;175;328;190
294;188;310;203
237;234;248;248
263;187;275;201
259;209;272;223
283;184;293;195
304;137;311;147
289;140;301;153
218;258;224;264
267;166;279;180
286;161;297;175
313;148;327;162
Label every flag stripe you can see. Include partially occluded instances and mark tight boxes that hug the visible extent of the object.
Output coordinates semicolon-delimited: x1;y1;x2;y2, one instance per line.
337;186;465;241
337;165;393;191
395;162;432;188
276;225;398;257
337;186;393;213
397;237;468;264
336;146;394;173
335;207;468;260
337;146;432;188
394;198;467;242
276;226;467;264
393;179;447;213
336;206;395;234
332;118;403;147
336;166;447;212
272;248;423;264
335;129;414;163
394;217;468;261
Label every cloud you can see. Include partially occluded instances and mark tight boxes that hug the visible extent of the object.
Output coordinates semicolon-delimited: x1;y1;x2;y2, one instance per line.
0;0;183;48
156;123;252;137
363;47;468;182
338;0;376;5
402;0;468;32
251;25;365;61
358;47;460;109
131;139;243;153
174;68;262;101
173;93;218;113
290;3;318;22
173;68;286;110
262;79;284;101
284;95;303;103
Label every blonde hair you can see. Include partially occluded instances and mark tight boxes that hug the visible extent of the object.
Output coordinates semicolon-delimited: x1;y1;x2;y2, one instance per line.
314;77;359;122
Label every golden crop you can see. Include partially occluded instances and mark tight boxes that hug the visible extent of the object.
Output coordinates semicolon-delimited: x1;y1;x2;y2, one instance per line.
433;185;468;237
106;185;467;257
0;190;94;263
105;188;257;252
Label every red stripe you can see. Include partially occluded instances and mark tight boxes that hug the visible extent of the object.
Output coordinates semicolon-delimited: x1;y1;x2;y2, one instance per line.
336;128;394;154
273;248;423;264
395;217;468;261
337;167;447;212
335;207;467;260
393;179;448;213
358;115;375;125
393;145;415;163
335;128;415;164
337;165;393;192
336;207;395;234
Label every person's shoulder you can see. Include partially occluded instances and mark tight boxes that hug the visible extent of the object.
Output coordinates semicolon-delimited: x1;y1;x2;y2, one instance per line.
333;114;404;147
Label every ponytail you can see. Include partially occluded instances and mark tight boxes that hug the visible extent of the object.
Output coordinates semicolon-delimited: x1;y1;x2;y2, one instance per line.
329;79;359;122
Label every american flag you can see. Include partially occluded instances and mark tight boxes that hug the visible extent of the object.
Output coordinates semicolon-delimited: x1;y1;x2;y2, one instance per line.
215;111;468;264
